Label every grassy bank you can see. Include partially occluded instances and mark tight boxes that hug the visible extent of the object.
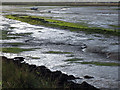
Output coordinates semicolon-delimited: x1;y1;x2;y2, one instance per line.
5;14;120;36
2;56;99;89
2;57;57;88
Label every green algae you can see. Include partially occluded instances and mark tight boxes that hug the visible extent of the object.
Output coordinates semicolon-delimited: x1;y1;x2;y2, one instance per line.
44;51;72;54
1;47;34;53
5;14;120;36
66;55;74;57
1;30;32;40
77;61;120;66
109;25;120;28
65;58;84;62
10;32;33;36
2;30;20;40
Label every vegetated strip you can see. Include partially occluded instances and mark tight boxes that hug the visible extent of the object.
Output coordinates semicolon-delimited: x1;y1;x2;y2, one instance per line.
2;30;32;40
1;47;34;53
44;51;72;54
2;30;20;40
5;14;120;36
65;58;84;62
79;61;120;66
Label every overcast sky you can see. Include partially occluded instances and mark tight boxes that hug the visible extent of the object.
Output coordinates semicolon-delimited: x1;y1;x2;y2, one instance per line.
1;0;119;2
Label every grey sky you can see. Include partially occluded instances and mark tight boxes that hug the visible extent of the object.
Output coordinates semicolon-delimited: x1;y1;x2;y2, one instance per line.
1;0;119;2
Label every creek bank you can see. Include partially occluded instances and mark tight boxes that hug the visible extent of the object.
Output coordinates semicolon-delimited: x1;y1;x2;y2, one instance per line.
2;56;99;89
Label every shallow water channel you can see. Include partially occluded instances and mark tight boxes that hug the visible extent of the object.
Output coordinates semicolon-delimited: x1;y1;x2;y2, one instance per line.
1;5;120;89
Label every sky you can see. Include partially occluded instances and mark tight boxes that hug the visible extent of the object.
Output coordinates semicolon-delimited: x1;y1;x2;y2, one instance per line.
1;0;120;2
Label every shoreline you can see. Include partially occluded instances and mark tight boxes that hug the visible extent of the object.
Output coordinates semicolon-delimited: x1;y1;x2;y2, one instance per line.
2;56;99;89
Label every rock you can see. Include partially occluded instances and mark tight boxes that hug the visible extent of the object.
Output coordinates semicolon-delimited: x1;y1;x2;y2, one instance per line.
84;75;94;79
48;11;51;13
68;75;77;80
14;57;24;61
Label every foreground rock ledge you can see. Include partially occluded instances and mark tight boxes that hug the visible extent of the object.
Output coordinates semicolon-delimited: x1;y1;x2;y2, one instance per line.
2;56;99;90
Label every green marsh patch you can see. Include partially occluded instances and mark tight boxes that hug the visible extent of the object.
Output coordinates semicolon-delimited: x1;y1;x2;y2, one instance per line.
1;47;34;53
66;55;74;57
109;25;120;28
10;32;32;36
44;51;72;54
5;14;120;36
2;57;58;88
2;30;20;40
78;61;120;66
1;30;32;40
65;58;84;62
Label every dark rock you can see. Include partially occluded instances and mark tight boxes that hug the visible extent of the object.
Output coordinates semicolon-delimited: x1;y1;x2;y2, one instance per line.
68;75;76;80
14;57;24;61
84;75;94;79
30;7;38;10
48;11;51;13
81;44;87;49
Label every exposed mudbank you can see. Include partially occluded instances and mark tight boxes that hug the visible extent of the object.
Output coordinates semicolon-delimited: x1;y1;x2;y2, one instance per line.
2;56;99;89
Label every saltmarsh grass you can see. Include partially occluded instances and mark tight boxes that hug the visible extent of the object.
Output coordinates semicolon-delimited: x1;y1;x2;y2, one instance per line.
78;61;120;66
1;47;34;53
2;59;58;88
44;51;72;54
